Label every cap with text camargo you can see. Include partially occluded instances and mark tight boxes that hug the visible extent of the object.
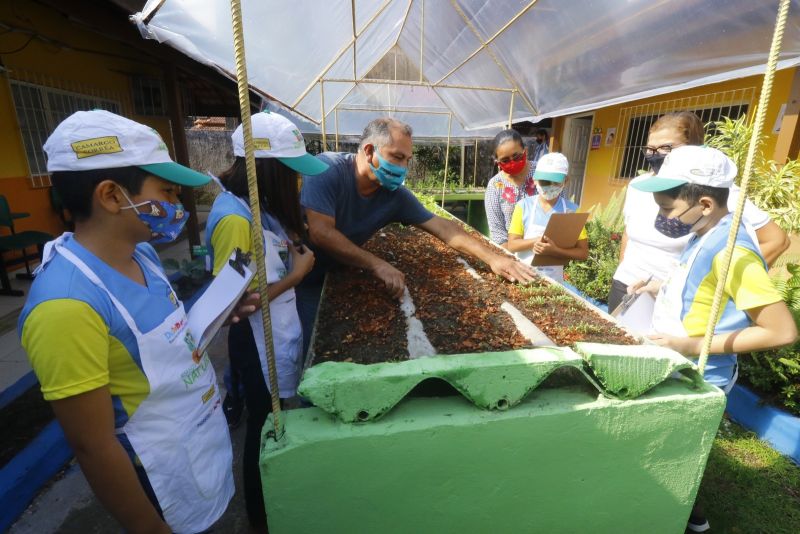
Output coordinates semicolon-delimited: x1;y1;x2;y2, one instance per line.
632;145;737;193
44;110;210;187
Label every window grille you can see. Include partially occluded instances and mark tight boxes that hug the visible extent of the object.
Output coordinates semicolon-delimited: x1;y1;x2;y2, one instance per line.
132;77;166;116
8;78;122;182
609;88;756;185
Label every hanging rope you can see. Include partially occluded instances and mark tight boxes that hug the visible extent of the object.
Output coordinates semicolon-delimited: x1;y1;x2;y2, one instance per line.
697;0;791;375
229;0;283;437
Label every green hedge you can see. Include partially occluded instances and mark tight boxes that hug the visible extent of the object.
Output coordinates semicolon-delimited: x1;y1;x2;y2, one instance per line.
739;263;800;416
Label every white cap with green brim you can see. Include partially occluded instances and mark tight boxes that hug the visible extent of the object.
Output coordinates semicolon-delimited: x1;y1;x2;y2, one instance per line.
632;145;737;193
231;111;329;176
43;110;210;187
533;152;569;183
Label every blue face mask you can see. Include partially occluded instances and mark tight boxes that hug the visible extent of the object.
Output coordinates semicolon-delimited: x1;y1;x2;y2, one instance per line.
120;190;189;244
368;149;407;191
654;205;703;239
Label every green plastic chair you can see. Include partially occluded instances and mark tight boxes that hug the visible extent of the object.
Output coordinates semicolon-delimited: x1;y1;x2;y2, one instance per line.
0;195;53;296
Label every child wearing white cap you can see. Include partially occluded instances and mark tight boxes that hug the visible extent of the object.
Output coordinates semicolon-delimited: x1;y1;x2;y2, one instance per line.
506;152;589;282
630;145;797;391
630;145;797;532
18;110;254;534
205;110;328;531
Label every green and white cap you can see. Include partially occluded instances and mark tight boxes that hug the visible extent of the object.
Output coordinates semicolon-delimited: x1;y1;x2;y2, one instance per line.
43;110;210;186
231;111;329;175
633;145;737;192
533;152;569;183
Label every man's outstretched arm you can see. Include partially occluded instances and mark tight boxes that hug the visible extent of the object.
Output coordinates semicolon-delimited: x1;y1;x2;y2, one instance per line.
306;208;406;298
416;215;537;283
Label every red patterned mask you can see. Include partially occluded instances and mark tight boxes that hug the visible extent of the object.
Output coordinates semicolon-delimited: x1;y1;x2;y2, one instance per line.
497;151;527;176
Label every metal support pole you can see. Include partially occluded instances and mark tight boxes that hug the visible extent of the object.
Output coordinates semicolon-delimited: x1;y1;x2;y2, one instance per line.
459;138;465;187
419;0;425;82
320;80;327;151
335;108;340;151
508;90;515;129
351;0;357;80
441;113;452;208
473;138;479;187
229;0;283;438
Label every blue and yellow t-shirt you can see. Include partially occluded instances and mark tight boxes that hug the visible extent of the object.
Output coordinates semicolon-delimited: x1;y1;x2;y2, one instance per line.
508;194;588;240
672;215;782;389
678;216;781;336
18;235;179;431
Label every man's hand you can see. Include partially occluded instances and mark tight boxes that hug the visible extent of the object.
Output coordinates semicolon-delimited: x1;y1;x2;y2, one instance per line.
372;260;406;299
488;255;537;284
227;291;261;324
648;334;701;356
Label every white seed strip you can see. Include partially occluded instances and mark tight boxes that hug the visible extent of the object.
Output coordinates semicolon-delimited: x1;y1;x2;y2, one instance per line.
500;301;556;346
401;287;437;359
456;257;484;281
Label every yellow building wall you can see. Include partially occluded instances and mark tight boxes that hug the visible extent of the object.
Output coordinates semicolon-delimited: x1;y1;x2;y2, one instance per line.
576;68;797;212
0;1;174;238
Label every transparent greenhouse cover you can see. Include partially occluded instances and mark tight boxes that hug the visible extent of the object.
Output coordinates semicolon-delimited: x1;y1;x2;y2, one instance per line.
134;0;800;138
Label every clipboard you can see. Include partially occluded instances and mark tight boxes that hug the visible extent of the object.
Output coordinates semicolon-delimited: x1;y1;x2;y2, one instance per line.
532;212;590;266
187;248;254;355
612;292;655;334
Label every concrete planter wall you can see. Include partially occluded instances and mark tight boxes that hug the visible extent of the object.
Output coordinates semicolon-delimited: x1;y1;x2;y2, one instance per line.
261;346;726;533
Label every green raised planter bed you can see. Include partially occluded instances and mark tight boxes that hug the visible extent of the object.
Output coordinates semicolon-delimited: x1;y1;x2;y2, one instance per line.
260;220;724;532
261;347;725;533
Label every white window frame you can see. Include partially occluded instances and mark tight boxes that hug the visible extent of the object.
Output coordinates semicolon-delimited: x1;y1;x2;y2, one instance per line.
8;79;121;182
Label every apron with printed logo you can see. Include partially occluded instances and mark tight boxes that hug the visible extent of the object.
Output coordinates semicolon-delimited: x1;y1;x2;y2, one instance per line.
40;234;233;534
516;196;567;282
650;219;746;392
233;198;304;398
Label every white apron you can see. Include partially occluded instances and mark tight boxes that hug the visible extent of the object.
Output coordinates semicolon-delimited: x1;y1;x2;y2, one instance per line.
516;196;567;282
234;198;304;398
41;234;234;534
650;221;746;392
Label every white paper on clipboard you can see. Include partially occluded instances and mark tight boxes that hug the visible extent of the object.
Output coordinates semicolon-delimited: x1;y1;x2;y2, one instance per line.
616;292;656;335
187;250;254;354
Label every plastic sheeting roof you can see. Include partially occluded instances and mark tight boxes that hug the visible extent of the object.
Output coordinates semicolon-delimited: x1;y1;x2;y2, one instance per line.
134;0;800;138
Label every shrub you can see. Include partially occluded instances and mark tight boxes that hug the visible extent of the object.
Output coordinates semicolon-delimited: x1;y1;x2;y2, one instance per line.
705;115;800;234
563;189;625;303
739;263;800;416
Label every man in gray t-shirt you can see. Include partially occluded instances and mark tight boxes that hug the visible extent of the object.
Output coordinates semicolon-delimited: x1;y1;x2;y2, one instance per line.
296;117;536;356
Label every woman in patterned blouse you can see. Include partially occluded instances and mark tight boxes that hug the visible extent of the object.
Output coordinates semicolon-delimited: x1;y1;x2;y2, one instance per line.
484;129;537;248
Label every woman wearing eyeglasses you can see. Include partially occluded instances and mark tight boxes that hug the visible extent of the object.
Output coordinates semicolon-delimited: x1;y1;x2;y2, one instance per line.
608;111;789;312
484;129;537;248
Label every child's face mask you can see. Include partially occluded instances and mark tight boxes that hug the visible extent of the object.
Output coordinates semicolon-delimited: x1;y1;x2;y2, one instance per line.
538;184;564;201
119;188;189;244
653;204;703;238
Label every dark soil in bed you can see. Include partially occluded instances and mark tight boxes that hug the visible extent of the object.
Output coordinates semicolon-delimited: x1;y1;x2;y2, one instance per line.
312;224;636;365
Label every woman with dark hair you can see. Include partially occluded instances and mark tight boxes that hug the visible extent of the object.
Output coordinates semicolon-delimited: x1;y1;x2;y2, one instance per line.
484;129;537;248
205;111;328;532
609;111;790;311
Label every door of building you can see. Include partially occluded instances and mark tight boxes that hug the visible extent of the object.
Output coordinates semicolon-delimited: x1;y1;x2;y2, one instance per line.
561;114;593;205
